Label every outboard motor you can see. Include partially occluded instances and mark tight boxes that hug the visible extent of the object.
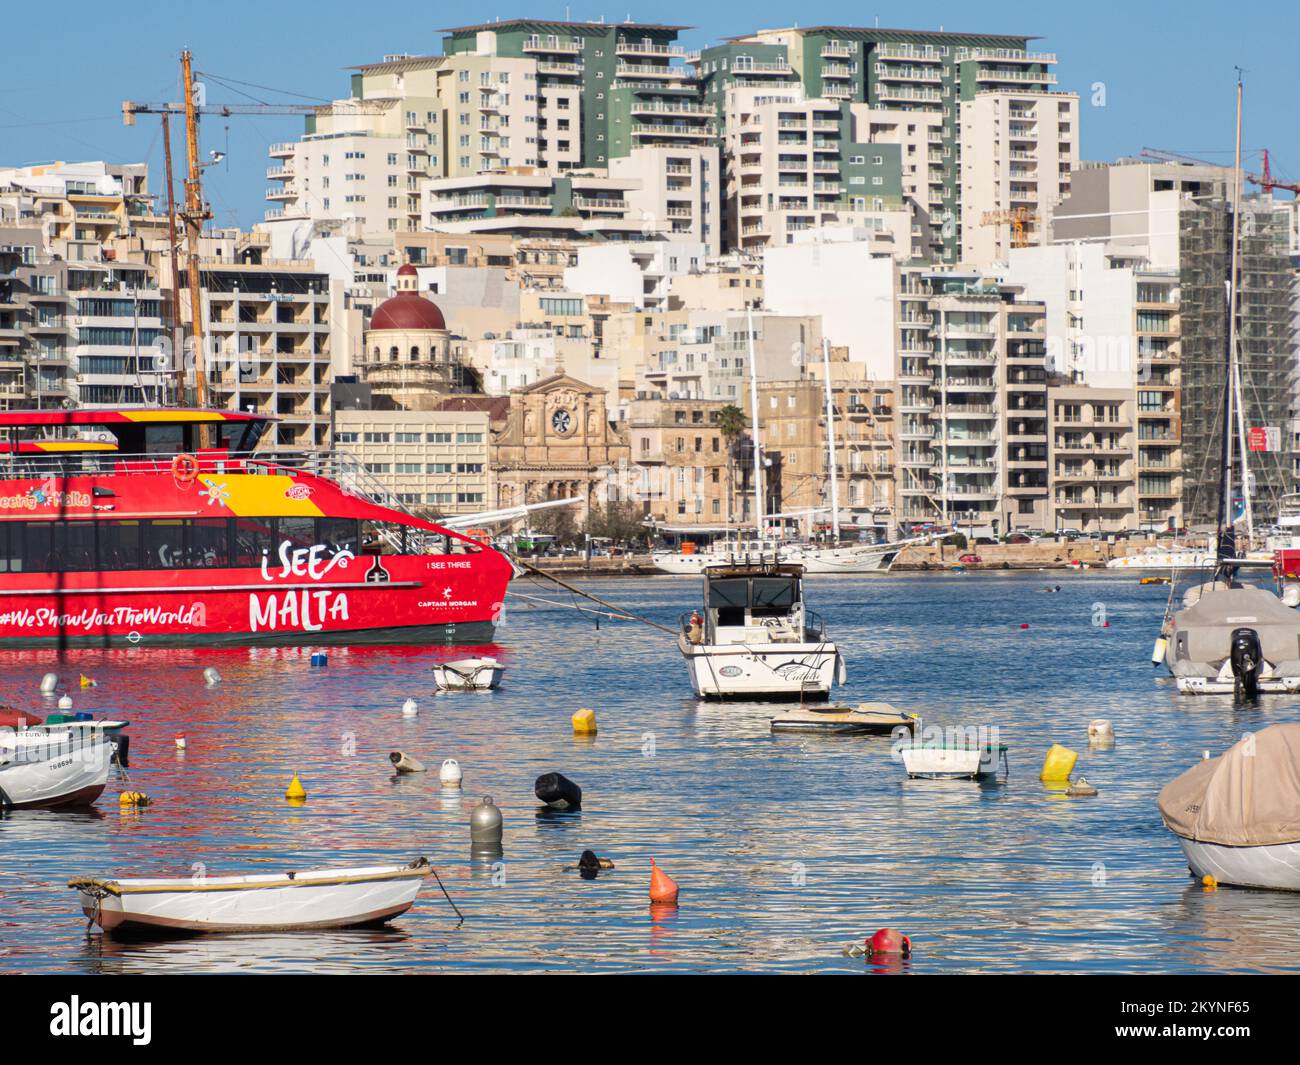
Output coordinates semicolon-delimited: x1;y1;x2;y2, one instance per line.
1229;627;1264;700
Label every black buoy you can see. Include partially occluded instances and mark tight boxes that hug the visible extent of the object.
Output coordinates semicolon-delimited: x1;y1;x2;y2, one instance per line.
578;849;601;879
534;772;582;810
111;735;130;768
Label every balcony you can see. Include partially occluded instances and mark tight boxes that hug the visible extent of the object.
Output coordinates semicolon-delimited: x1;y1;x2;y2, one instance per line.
976;68;1058;84
538;61;584;77
523;38;583;54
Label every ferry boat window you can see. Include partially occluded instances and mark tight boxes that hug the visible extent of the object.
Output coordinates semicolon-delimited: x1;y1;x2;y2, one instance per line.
98;520;142;570
751;577;797;616
143;520;187;569
233;519;274;567
143;425;184;455
361;520;406;555
190;518;232;567
2;522;41;572
278;516;316;549
317;518;360;555
48;522;97;571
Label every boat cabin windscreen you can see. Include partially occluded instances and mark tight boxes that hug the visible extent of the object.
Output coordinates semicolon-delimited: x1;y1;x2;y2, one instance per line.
706;574;800;626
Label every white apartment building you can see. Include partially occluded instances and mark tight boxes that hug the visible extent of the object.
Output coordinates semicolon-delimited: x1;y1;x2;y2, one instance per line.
264;52;542;243
609;145;721;255
422;170;649;241
762;229;899;378
848;103;947;261
959;90;1079;266
564;240;710;309
1000;241;1184;530
632;309;822;402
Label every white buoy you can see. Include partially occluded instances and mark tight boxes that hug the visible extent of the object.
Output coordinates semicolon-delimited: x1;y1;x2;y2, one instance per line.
39;673;58;695
1088;719;1115;746
203;667;222;687
175;734;187;751
57;695;73;711
439;758;463;789
1151;636;1168;665
401;698;419;718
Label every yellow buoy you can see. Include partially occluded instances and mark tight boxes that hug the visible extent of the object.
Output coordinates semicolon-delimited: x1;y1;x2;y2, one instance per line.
1040;743;1078;783
79;674;96;689
285;773;306;801
572;707;597;735
118;791;150;807
1202;874;1217;889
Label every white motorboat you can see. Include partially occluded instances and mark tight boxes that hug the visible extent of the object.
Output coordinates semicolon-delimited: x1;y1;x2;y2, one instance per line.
1107;548;1216;572
0;737;112;809
900;741;1007;780
771;702;917;735
69;857;433;933
678;562;844;699
652;537;909;576
1164;583;1300;696
433;657;504;692
1158;724;1300;890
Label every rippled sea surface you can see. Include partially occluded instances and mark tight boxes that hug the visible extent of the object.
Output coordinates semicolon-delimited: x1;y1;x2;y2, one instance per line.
3;570;1300;974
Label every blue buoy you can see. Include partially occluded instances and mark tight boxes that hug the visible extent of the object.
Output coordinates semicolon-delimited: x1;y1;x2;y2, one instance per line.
310;652;328;668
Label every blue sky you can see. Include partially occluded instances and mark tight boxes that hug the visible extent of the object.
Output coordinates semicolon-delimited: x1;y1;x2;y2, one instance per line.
3;0;1297;228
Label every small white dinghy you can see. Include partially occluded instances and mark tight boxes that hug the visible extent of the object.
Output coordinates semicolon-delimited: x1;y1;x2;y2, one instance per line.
69;858;433;934
1159;724;1300;890
900;741;1008;780
0;737;112;810
771;703;918;736
433;657;504;692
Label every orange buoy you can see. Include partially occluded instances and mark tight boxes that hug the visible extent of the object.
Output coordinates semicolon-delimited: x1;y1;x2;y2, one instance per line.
649;858;679;904
868;927;911;956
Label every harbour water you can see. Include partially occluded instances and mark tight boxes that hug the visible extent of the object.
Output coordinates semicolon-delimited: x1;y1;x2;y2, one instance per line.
3;571;1299;974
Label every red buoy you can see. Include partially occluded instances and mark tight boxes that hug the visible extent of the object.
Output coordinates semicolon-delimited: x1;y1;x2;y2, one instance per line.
649;858;679;903
868;928;911;956
1019;623;1030;630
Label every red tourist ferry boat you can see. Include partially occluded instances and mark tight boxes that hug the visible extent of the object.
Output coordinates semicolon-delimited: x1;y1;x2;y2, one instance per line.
0;408;513;646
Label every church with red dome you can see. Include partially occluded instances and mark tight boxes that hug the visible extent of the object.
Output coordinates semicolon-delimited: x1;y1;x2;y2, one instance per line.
361;263;474;408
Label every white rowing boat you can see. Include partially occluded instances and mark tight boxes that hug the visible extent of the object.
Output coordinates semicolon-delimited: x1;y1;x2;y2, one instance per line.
69;858;433;934
0;738;112;809
433;657;504;692
900;742;1007;780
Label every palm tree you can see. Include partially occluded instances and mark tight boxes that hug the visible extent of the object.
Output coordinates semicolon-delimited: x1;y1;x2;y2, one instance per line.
716;404;747;539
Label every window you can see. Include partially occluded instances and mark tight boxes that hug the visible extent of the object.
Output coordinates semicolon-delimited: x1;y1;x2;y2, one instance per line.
456;432;484;444
363;431;391;443
427;432;452;443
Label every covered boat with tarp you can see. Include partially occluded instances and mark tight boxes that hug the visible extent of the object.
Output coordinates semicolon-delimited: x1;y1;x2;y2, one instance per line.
1157;723;1300;890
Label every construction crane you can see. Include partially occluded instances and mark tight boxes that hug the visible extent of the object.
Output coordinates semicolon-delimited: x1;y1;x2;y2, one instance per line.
123;52;383;423
979;207;1037;248
1139;146;1221;168
1247;149;1300;197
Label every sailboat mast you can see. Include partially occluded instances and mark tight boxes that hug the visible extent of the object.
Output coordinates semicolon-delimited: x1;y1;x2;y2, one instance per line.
745;305;764;537
1217;72;1244;563
821;337;841;542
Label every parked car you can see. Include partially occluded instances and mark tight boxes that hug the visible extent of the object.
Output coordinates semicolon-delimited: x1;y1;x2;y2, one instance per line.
958;552;982;564
1006;532;1033;544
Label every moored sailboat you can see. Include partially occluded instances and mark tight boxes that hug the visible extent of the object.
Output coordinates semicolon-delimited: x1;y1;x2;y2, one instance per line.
1156;74;1300;697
